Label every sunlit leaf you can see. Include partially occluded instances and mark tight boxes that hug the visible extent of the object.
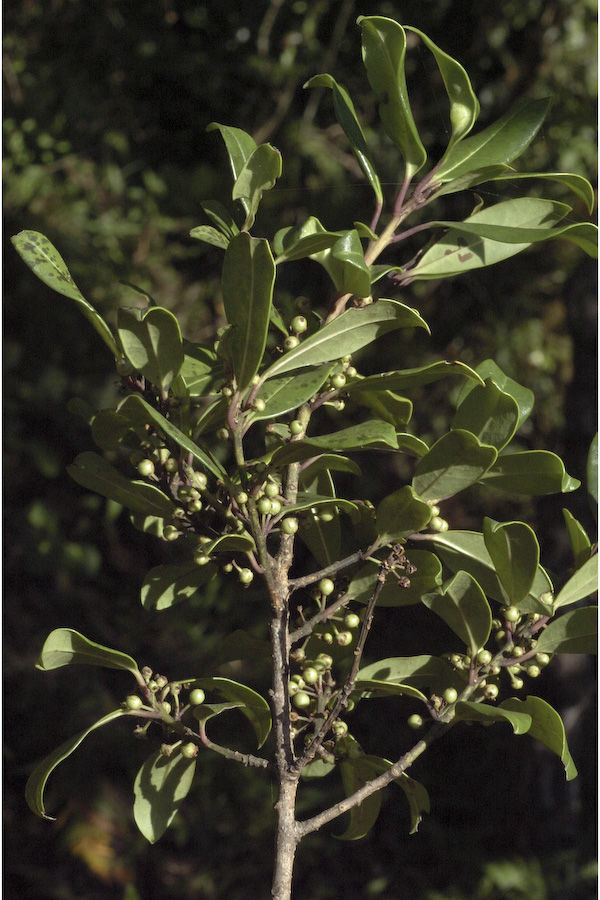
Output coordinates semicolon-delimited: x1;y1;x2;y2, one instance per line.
500;696;578;780
563;509;592;569
454;701;531;734
355;679;428;703
483;518;540;606
346;551;443;607
134;749;197;843
535;606;597;654
357;655;464;695
452;380;519;450
249;366;334;422
412;430;497;501
376;485;433;543
268;419;398;468
553;556;598;610
232;143;282;229
345;361;484;395
117;306;184;391
190;677;271;748
141;563;218;611
311;229;372;298
422;571;492;655
36;628;140;675
488;171;595;215
189;225;229;250
455;359;534;429
67;451;177;518
207;123;256;214
481;450;580;495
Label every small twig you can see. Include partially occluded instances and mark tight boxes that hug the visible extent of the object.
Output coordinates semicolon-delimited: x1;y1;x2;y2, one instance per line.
197;723;271;770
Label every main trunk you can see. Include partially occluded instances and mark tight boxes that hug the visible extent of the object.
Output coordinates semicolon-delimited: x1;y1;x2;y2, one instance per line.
271;777;300;900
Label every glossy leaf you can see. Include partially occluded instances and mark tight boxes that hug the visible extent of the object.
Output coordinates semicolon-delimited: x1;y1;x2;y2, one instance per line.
346;550;443;607
376;485;433;543
269;419;398;468
456;359;534;429
452;380;519;450
232;143;282;229
190;676;271;748
12;231;118;356
488;171;595;215
434;97;551;182
305;74;382;202
412;430;497;501
312;229;372;298
357;655;463;695
454;701;531;734
483;518;540;606
189;225;229;250
355;679;428;704
134;750;197;843
394;433;429;457
358;17;427;179
405;27;479;147
202;533;256;555
249;365;333;422
260;299;429;381
141;563;217;611
430;530;553;615
297;469;342;567
36;628;140;675
207;123;256;213
282;494;358;517
587;434;598;505
299;455;362;481
178;344;224;397
67;452;177;518
432;164;514;198
117;307;184;391
563;509;592;569
422;571;492;655
345;360;484;395
481;450;580;495
91;409;138;451
273;216;342;262
553;555;598;609
352;389;413;427
221;232;275;389
535;606;597;654
201;199;240;238
408;199;579;281
500;696;578;780
117;394;226;479
26;710;128;819
337;755;385;840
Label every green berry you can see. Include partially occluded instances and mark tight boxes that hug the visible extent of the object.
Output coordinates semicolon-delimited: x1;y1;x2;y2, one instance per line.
191;471;208;491
332;720;348;736
484;683;499;700
535;652;551;666
181;742;198;759
344;613;361;630
236;491;249;505
281;517;298;535
291;315;308;334
443;687;458;704
317;510;334;522
512;677;524;690
264;482;279;498
257;497;273;515
429;505;440;517
292;691;312;710
526;665;541;678
331;373;346;389
511;646;525;657
289;420;304;435
430;516;449;532
253;398;266;413
194;554;210;567
189;688;206;706
239;568;254;585
316;653;333;669
345;366;357;379
407;714;424;729
302;667;319;685
188;499;203;513
164;457;178;473
137;459;155;477
284;335;299;351
217;427;229;441
318;578;335;596
160;701;172;715
321;632;334;645
504;606;520;623
163;525;181;541
477;649;493;666
125;695;143;710
336;631;353;647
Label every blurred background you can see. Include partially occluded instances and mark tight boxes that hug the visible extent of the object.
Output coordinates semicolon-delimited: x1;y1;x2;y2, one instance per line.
3;1;597;897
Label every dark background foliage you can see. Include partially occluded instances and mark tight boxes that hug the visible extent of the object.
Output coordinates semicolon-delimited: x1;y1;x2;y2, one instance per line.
3;1;597;897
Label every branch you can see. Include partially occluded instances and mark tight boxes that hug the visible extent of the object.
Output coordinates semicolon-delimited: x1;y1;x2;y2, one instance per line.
287;547;374;592
196;723;271;770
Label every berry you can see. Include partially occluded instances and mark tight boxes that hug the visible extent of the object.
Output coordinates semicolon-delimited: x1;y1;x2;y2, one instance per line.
125;695;143;710
477;649;493;666
281;517;298;535
291;315;308;334
331;373;346;389
321;632;334;645
526;665;541;678
344;613;361;630
264;482;279;498
160;701;172;715
429;505;440;517
443;687;458;704
512;677;524;690
430;516;449;532
164;457;178;473
289;420;304;435
236;491;249;505
239;568;254;585
269;499;282;515
253;398;266;413
217;427;229;441
137;459;155;477
163;525;181;541
504;606;520;623
191;472;208;491
331;721;348;736
318;510;334;522
292;691;312;710
189;688;206;706
188;499;203;513
302;667;319;685
407;714;424;729
181;742;198;759
336;631;353;647
318;578;335;596
535;652;551;666
316;653;333;669
284;335;299;351
483;684;499;700
345;366;357;379
257;497;272;515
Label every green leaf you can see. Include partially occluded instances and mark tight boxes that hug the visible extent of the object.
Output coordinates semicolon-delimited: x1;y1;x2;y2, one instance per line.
394;433;429;457
297;468;342;567
299;455;362;481
587;434;598;505
357;655;463;695
189;225;229;250
202;533;256;556
12;231;118;357
207;123;257;213
434;97;551;182
67;451;177;518
269;419;398;468
346;551;443;607
117;394;226;480
432;164;514;198
301;759;336;780
563;509;592;569
311;229;372;298
249;365;334;422
405;27;479;147
500;696;578;780
454;701;531;734
422;571;492;656
190;677;271;748
345;361;484;395
358;17;427;179
36;628;140;675
201;199;240;238
429;530;553;615
232;143;282;229
273;216;343;263
535;606;597;654
261;300;429;381
455;359;534;430
133;749;197;843
91;409;138;451
354;679;428;704
483;518;540;606
178;344;224;397
221;232;275;389
412;430;497;501
337;755;385;840
487;171;596;215
26;709;128;819
481;450;580;495
376;485;433;543
352;389;413;427
282;494;358;518
141;563;217;611
408;199;584;281
117;307;184;391
553;556;598;610
304;74;383;203
452;380;520;450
